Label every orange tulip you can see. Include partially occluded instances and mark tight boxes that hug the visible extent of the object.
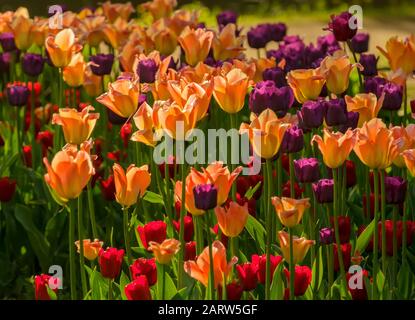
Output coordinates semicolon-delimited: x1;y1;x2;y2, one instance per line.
152;65;178;101
402;149;415;177
75;239;103;261
83;67;103;98
131;102;158;147
119;36;146;73
43;146;95;202
353;118;400;169
311;128;356;169
215;201;249;237
390;125;415;168
149;21;178;56
113;163;151;208
252;57;277;83
45;28;82;68
212;24;245;61
287;68;326;103
148;239;180;264
52;106;99;145
345;93;384;127
278;231;315;265
77;15;107;47
62;53;87;87
178;26;213;67
271;197;310;228
184;240;237;288
30;17;49;47
240;109;290;159
9;10;33;51
175;162;242;215
0;11;13;33
213;68;250;114
180;62;215;84
102;1;135;23
377;35;415;76
96;76;140;118
141;0;177;20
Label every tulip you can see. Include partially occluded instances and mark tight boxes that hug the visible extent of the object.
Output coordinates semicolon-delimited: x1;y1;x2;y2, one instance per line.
236;262;258;291
62;53;87;88
240;109;290;159
278;231;315;265
75;239;103;260
213;68;250;114
247;24;269;49
215;201;249;237
137;220;167;250
271;197;310;228
287;68;326;103
96;76;140;118
193;184;218;212
236;174;263;200
284;265;312;296
251;254;282;284
10;13;33;51
353;118;400;169
281;125;304;154
148;238;181;264
98;247;124;279
226;282;244;300
102;1;135;22
99;175;115;201
293;158;320;183
45;28;82;68
185;241;197;261
83;67;103;98
312;128;356;169
297;100;326;130
319;227;334;245
262;67;287;88
381;82;403;111
7;84;29;107
52;106;99;145
385;176;407;204
141;0;176;20
22;53;44;77
325;98;348;127
330;216;351;244
351;33;369;53
184;240;237;288
34;274;59;300
0;52;12;74
125;276;152;300
312;179;334;203
158;155;177;179
113;163;151;208
90;53;114;76
130;258;157;286
178;27;213;66
130;101;159;147
326;12;357;42
23;145;32;168
333;243;352;273
0;32;16;52
359;54;378;77
377;35;415;75
402;149;415;177
0;177;17;202
173;216;194;242
347;269;369;300
212;24;245;61
216;10;238;29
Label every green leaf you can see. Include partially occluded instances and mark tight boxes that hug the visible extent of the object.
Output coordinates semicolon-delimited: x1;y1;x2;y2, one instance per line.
270;263;284;300
355;219;375;254
143;191;164;205
311;246;324;292
376;269;385;296
398;261;413;299
244;181;262;200
0;152;18;176
119;271;130;300
157;264;177;300
245;215;266;252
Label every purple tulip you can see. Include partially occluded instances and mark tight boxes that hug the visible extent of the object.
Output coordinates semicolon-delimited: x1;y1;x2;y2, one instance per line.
0;52;12;74
294;158;320;183
298;100;326;130
350;33;369;53
90;54;114;76
262;67;286;87
267;23;287;42
381;82;403;111
137;59;158;83
359;54;378;77
385;176;407;204
22;53;44;77
281;125;304;154
325;98;347;127
364;76;387;97
339;111;359;133
216;10;238;29
319;227;334;245
7;85;30;107
247;25;269;49
327;11;357;42
313;179;334;203
193;184;218;211
317;34;340;54
0;32;16;52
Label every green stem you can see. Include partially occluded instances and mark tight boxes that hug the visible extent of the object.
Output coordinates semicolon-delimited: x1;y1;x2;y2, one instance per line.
265;159;272;300
123;207;133;268
177;162;187;289
289;227;295;300
68;202;76;300
379;170;387;275
194;215;204;255
392;205;398;294
372;169;379;299
230;113;237;200
78;193;87;298
205;210;215;299
346;40;363;92
289;153;295;198
108;279;113;300
87;182;98;239
161;264;166;300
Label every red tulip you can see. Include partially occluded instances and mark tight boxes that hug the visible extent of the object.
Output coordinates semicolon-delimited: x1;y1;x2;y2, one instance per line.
0;177;16;202
130;258;157;286
330;216;351;244
98;247;124;279
173;216;194;242
282;180;304;199
284;265;312;297
184;241;197;261
333;243;351;273
120;123;132;148
346;269;369;300
23;145;32;168
137;221;167;249
36;131;53;157
99;175;116;201
226;282;243;300
34;274;59;300
125;276;152;300
251;254;282;284
236;262;258;291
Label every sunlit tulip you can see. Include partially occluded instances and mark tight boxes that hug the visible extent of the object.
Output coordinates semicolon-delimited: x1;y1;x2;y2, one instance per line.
45;29;82;68
184;240;238;288
175;162;242;215
83;67;103;98
43;147;95;202
9;12;33;51
215;201;249;237
119;36;146;73
52;106;99;145
178;27;213;66
141;0;177;20
102;1;135;23
311;129;356;169
96;77;140;118
390;125;415;168
240;109;290;159
287;68;326;103
377;35;415;76
75;239;104;261
278;231;315;265
62;53;87;87
148;239;180;264
113;163;151;208
402;149;415;177
131;102;158;147
152;65;178;101
180;62;215;84
354;118;400;169
168;9;200;37
212;24;245;61
149;21;178;56
252;57;277;83
320;50;360;95
345;93;384;127
213;68;250;114
30;17;48;47
271;197;310;228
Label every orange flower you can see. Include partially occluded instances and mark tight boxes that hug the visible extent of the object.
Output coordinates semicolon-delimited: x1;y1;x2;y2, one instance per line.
311;128;356;169
149;21;178;56
271;197;310;228
119;36;146;73
83;67;103;98
278;231;315;265
178;26;213;66
184;240;237;288
77;15;107;47
390;125;415;168
102;1;135;23
75;239;103;261
212;24;245;61
180;62;215;84
175;162;242;215
141;0;177;20
9;9;33;51
148;239;180;264
353;118;400;169
52;106;99;145
113;163;151;208
287;68;326;103
96;76;140;118
30;17;49;47
213;68;250;114
345;93;384;127
240;109;290;159
252;57;277;83
215;201;249;237
43;147;95;202
152;64;178;100
45;29;82;68
62;53;87;87
402;149;415;177
377;35;415;76
131;102;158;147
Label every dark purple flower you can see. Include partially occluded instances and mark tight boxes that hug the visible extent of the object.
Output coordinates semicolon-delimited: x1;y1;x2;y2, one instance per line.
317;34;340;54
294;158;320;183
381;82;403;111
304;44;324;68
283;35;302;44
385;176;407;204
7;85;29;107
137;59;158;83
411;100;415;114
339;111;359;133
297;100;326;130
247;25;269;49
350;33;369;53
262;67;286;87
327;11;357;42
22;53;44;77
319;227;334;245
281;125;304;154
216;10;238;29
0;32;16;52
196;22;206;29
193;184;218;211
364;76;386;97
0;52;12;74
325;98;347;127
267;23;287;42
90;54;114;76
313;179;334;203
359;54;378;77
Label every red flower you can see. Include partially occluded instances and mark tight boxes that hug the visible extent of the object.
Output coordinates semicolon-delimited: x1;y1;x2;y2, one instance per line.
346;268;369;300
333;243;351;273
184;241;196;261
284;265;312;297
282;180;304;199
130;258;157;286
173;215;194;242
235;193;257;217
137;221;167;249
236;174;263;200
212;224;228;247
0;177;16;202
345;160;357;188
330;216;351;244
36;131;53;156
23;145;32;168
125;276;152;300
99;175;116;201
120;123;132;148
251;254;282;284
226;282;243;300
0;134;4;147
158;155;177;179
236;262;258;291
362;193;380;219
98;247;124;279
34;274;59;300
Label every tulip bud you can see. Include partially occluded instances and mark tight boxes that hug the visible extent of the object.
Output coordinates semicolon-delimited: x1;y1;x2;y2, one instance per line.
319;227;334;245
385;176;407;204
130;258;157;286
284;265;312;297
359;54;377;77
184;241;197;261
99;175;116;201
281;125;304;154
381;82;403;111
98;247;124;279
125;276;152;300
313;179;334;203
216;10;238;29
262;67;287;88
7;84;29;107
247;25;269;49
330;216;351;244
137;221;167;249
327;12;357;42
294;158;320;183
75;239;103;261
90;54;114;76
350;33;369;53
0;52;12;74
173;216;194;242
338;111;359;133
226;282;244;300
193;184;218;211
22;53;44;77
236;262;258;291
268;23;287;42
297;100;326;130
282;180;304;199
333;243;352;272
325;98;347;127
